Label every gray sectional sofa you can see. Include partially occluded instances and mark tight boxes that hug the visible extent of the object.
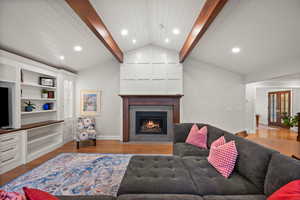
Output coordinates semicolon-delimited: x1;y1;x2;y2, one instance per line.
57;123;300;200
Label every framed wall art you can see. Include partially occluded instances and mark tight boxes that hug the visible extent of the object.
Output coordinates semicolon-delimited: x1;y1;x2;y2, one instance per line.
80;90;101;116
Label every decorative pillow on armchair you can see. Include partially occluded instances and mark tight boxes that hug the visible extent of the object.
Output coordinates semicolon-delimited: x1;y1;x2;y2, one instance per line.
185;124;208;149
207;136;238;178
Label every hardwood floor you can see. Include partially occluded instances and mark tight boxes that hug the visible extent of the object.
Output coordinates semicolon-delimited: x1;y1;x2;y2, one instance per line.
1;125;300;186
0;140;172;186
247;124;300;158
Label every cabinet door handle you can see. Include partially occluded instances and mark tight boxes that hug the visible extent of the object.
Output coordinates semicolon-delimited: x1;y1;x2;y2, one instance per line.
2;157;14;163
1;138;15;142
2;147;15;153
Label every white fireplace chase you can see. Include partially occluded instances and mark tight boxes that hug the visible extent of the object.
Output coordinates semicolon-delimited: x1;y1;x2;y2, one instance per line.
119;45;183;142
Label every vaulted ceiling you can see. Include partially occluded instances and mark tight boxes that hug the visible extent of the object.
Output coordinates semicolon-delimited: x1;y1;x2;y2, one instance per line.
90;0;204;52
191;0;300;75
0;0;299;77
0;0;112;71
0;0;205;71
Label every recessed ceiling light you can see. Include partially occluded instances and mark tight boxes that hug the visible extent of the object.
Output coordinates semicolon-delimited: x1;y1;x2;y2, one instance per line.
59;55;65;60
74;45;82;52
132;39;137;44
121;29;128;36
165;38;170;43
232;47;240;54
172;28;180;35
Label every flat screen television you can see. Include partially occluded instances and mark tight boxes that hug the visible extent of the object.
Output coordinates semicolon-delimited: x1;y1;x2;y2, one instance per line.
0;87;10;128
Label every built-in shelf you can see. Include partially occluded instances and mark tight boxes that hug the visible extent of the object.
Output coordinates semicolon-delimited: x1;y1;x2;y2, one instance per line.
21;82;56;89
21;97;56;101
21;110;57;115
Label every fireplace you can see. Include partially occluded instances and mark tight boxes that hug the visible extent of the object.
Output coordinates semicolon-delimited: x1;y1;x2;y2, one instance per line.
120;95;183;142
136;111;167;135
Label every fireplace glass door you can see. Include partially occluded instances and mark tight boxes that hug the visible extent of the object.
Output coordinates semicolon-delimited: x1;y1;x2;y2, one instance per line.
135;111;167;135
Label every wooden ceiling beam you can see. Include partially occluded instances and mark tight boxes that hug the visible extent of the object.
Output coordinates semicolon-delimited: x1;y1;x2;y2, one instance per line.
65;0;123;63
179;0;228;63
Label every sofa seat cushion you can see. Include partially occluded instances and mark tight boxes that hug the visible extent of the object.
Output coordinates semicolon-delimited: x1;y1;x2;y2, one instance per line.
118;194;203;200
223;133;277;191
203;195;266;200
117;156;197;195
173;143;209;157
57;196;116;200
182;157;261;195
264;153;300;196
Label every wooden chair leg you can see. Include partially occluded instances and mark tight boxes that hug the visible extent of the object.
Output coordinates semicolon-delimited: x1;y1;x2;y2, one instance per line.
76;141;80;149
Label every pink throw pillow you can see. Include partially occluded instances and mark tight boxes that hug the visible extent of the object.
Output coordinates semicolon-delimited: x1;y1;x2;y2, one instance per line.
207;136;238;178
0;190;25;200
185;124;208;149
210;136;226;148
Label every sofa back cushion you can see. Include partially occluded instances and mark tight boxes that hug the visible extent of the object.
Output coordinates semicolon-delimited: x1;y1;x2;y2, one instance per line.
173;123;225;148
224;133;277;192
264;153;300;196
173;123;194;143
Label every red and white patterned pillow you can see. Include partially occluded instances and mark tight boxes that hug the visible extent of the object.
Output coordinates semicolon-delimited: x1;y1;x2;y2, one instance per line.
210;136;226;148
207;136;238;178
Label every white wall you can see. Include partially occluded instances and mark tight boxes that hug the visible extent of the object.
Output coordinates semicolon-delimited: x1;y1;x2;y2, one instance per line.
120;45;183;95
182;58;246;133
246;59;300;83
256;87;300;125
76;59;121;140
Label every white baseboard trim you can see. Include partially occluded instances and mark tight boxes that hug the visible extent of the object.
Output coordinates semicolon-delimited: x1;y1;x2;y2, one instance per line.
96;135;121;140
246;129;256;134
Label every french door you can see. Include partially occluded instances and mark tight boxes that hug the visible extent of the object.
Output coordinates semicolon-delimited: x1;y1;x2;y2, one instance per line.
268;91;291;127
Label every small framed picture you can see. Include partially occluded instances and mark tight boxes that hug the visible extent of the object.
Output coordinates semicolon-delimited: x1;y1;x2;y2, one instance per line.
80;90;101;116
47;91;55;99
40;77;55;87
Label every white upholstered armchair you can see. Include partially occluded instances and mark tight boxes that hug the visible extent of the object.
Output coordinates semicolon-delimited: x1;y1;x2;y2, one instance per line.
76;117;97;149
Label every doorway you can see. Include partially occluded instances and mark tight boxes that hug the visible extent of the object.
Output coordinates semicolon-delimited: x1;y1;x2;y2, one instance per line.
268;91;291;127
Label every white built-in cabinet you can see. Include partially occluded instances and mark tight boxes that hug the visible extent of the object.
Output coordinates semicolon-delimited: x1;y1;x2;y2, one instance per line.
0;50;77;174
0;131;26;174
59;71;76;143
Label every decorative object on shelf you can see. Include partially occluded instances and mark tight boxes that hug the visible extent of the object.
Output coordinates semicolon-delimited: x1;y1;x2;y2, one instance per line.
43;103;49;110
80;90;101;116
24;101;36;112
39;77;55;87
47;91;55;99
76;117;97;149
43;103;54;110
41;89;48;99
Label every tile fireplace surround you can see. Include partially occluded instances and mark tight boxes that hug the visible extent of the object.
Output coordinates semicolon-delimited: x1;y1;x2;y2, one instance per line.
130;106;173;142
119;95;183;142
